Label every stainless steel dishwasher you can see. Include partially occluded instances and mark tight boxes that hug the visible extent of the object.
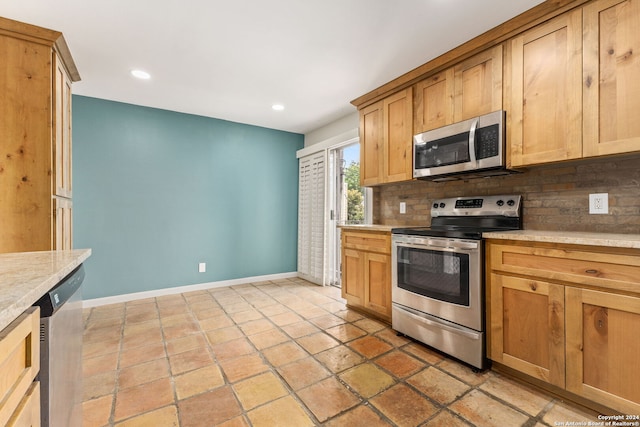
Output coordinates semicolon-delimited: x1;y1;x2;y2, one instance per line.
33;264;85;427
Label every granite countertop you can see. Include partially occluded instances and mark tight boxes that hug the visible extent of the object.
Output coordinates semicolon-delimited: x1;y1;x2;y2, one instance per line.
338;224;396;232
0;249;91;332
483;230;640;249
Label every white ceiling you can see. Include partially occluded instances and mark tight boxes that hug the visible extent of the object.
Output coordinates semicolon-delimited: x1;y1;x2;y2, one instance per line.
2;0;545;134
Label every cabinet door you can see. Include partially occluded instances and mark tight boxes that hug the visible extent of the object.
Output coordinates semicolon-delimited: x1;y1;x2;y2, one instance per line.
0;36;53;253
359;101;384;186
453;45;503;122
383;87;413;184
54;196;72;250
490;274;565;387
54;53;73;198
508;10;582;167
364;253;391;319
566;287;640;414
583;0;640;157
414;69;454;134
342;248;365;305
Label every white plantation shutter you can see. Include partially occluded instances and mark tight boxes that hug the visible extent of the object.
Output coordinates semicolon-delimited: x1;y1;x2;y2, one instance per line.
297;151;327;285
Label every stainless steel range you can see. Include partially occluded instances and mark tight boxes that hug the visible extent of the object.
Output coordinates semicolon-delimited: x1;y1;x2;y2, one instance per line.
391;195;522;369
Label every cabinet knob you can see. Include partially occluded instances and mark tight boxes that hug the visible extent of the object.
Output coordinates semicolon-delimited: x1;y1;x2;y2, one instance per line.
585;269;598;274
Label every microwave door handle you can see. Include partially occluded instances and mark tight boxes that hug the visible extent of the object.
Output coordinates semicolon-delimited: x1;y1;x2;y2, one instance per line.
468;118;479;165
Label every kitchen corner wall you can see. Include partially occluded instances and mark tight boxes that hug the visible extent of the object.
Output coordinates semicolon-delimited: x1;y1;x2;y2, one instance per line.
73;96;304;300
373;156;640;234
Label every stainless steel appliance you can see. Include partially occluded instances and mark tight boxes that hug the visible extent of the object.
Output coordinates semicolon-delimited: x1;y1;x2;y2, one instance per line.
392;195;521;369
413;110;514;181
33;264;85;427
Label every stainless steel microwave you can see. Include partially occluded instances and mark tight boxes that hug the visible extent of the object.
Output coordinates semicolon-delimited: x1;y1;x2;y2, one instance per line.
413;110;513;181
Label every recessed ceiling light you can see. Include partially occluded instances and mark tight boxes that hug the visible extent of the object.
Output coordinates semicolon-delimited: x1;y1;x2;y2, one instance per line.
272;104;285;111
130;69;151;80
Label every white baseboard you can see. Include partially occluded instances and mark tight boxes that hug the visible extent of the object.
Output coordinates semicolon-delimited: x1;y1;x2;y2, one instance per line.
82;271;299;308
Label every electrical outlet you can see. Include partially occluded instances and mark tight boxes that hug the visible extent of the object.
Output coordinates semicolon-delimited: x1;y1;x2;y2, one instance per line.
198;262;206;273
589;193;608;214
400;202;406;214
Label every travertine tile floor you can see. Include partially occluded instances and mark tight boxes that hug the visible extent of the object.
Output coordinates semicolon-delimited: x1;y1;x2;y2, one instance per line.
82;278;600;426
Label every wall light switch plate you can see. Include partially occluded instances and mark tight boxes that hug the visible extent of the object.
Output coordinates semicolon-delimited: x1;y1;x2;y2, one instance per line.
400;202;406;214
198;262;206;273
589;193;608;214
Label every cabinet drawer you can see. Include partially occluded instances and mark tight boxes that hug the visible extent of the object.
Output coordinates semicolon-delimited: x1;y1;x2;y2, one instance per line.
342;231;390;254
488;242;640;294
7;381;40;427
0;307;40;427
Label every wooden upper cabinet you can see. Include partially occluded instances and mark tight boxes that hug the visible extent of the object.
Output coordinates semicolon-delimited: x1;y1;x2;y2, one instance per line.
359;87;413;186
414;46;502;135
414;69;454;134
507;9;583;167
383;88;413;184
359;101;384;186
453;45;503;122
583;0;640;157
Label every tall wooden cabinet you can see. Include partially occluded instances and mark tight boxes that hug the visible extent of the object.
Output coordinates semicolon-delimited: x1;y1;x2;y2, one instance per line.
487;239;640;414
359;88;413;186
0;17;80;253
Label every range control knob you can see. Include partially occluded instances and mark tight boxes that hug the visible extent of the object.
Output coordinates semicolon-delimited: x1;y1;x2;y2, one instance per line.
439;202;446;208
507;199;516;206
433;203;439;209
496;200;504;206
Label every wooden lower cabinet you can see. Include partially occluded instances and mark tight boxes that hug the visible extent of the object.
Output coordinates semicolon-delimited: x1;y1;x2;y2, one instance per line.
341;229;391;321
342;248;365;306
487;240;640;414
565;288;640;414
7;382;40;427
490;274;565;388
0;307;40;427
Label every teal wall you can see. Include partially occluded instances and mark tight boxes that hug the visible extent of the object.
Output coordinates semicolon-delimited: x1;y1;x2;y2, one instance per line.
72;96;303;300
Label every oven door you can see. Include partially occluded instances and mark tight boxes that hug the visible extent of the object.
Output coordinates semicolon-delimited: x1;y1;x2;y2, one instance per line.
392;235;483;331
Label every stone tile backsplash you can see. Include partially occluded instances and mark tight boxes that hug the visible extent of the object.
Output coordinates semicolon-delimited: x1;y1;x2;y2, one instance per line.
372;156;640;234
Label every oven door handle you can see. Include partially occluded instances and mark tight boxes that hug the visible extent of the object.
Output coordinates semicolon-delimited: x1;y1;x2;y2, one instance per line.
393;304;482;340
394;239;479;251
425;240;478;251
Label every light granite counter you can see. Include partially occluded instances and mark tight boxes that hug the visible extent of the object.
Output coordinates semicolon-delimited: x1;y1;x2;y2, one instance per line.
483;230;640;249
338;224;396;232
0;249;91;332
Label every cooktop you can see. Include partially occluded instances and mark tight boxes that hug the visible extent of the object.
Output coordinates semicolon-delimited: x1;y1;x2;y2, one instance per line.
392;195;522;240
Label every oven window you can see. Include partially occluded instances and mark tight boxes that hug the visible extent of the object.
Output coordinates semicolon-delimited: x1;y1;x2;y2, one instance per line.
397;246;470;306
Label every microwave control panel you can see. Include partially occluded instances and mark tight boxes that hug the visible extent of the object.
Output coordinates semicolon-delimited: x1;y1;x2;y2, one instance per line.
476;124;500;159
